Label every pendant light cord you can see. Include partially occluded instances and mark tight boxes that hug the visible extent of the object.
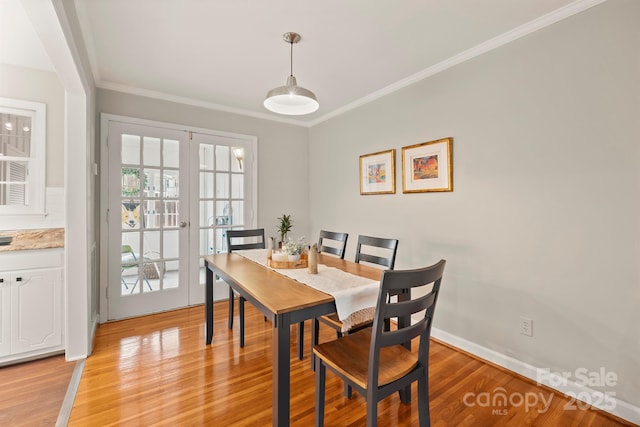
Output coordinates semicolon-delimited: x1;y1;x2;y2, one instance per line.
290;40;294;77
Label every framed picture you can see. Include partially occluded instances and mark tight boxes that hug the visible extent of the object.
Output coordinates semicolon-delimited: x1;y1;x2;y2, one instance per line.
359;149;396;195
402;137;453;193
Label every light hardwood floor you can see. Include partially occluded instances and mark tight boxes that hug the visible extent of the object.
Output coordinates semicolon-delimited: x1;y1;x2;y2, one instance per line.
61;302;634;426
0;354;76;426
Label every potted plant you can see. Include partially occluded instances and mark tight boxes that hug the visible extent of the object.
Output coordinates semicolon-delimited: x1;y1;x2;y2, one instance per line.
283;237;306;261
277;214;293;246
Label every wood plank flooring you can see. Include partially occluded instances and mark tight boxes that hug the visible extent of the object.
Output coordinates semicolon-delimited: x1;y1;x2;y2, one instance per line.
64;302;633;426
0;354;76;426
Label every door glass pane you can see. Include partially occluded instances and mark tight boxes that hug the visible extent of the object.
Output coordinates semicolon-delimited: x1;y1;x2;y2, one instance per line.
215;173;229;198
143;137;161;166
200;144;214;170
216;202;230;225
200;172;214;198
231;147;243;173
200;229;214;256
164;170;179;198
215;229;226;253
164;260;179;289
215;145;229;171
121;201;141;230
121;168;141;197
163;201;179;228
163;230;179;259
200;201;214;227
145;169;161;197
142;200;161;229
121;233;141;296
164;139;179;168
231;201;244;226
231;174;243;199
143;231;161;260
121;134;140;165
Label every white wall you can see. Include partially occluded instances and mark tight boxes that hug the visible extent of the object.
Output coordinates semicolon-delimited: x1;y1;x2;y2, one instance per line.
309;0;639;411
96;89;311;247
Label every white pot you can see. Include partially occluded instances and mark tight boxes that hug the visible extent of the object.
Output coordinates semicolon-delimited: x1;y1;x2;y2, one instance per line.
288;254;301;262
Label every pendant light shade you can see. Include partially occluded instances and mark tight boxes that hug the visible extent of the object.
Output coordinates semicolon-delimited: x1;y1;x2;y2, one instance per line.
264;32;319;116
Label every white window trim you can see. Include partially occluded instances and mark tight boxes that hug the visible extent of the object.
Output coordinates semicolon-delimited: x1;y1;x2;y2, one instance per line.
0;97;46;216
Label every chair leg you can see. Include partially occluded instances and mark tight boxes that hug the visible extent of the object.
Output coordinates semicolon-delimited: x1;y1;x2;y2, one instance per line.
228;287;234;329
344;382;352;399
365;391;378;427
297;321;304;360
239;296;245;348
315;357;326;427
418;373;430;427
311;318;320;371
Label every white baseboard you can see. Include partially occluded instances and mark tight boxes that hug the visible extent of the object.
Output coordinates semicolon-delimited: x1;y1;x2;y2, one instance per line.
431;328;640;425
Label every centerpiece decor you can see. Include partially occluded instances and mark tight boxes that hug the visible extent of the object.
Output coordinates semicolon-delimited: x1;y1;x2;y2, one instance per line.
268;236;308;269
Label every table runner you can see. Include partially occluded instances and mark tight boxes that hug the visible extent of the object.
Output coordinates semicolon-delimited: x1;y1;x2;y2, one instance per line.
235;249;378;331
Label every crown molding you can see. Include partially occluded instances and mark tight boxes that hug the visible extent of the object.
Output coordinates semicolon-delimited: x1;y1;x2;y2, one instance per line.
308;0;608;126
96;81;310;127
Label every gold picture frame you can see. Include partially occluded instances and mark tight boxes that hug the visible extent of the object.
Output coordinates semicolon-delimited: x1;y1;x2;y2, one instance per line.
402;137;453;193
359;149;396;195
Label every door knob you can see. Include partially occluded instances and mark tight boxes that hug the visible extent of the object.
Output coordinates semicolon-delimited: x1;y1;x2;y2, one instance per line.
180;221;188;228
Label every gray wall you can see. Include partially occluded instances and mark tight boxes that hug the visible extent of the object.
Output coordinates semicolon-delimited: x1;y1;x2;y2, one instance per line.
309;0;639;407
97;89;310;241
0;63;65;188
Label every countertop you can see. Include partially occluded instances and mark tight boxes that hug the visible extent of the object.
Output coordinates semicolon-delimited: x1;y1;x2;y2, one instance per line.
0;228;65;252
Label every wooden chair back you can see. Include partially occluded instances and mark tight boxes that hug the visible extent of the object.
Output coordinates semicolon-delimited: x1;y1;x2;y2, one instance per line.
226;228;266;252
317;230;349;259
369;259;446;386
355;235;398;270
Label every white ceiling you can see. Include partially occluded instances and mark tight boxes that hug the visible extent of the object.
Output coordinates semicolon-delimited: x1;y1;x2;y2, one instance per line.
2;0;604;126
0;0;55;72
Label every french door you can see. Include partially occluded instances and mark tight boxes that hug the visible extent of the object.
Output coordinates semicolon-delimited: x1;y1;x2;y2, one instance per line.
105;118;256;320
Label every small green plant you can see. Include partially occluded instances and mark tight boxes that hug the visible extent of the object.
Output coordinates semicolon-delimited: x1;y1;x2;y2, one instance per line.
277;214;293;243
283;236;306;255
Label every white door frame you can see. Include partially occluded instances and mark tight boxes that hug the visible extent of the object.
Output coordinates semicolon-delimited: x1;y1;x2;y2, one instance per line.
99;114;257;323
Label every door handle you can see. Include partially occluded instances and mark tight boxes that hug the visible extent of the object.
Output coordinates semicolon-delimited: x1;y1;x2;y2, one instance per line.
179;221;188;228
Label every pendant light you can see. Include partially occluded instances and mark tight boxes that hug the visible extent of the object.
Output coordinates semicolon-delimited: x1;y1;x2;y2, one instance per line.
264;32;319;115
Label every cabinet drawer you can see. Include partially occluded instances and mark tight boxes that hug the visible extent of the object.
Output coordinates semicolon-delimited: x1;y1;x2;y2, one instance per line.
0;249;63;271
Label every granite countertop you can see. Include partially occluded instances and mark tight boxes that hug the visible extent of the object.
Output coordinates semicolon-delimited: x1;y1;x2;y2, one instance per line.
0;228;65;252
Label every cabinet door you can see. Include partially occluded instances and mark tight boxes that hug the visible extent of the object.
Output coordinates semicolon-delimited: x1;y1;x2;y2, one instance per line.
0;273;10;357
10;268;62;354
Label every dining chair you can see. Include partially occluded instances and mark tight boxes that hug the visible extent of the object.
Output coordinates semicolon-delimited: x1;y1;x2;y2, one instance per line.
313;259;446;427
311;235;399;372
295;230;349;359
226;228;265;348
317;230;349;259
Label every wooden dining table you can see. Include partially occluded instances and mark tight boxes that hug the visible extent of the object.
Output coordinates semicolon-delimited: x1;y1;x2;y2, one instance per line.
204;252;382;427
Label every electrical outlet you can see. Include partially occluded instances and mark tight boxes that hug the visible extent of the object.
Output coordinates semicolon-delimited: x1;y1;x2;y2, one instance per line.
520;316;533;337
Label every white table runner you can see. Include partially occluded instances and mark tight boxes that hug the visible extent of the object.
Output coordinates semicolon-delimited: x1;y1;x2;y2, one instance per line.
235;249;379;331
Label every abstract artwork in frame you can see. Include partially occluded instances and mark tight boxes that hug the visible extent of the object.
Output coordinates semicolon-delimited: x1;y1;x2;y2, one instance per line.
402;137;453;193
359;149;396;195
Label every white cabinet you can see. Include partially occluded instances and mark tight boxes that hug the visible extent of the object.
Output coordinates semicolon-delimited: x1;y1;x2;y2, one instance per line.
0;249;63;364
10;268;62;353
